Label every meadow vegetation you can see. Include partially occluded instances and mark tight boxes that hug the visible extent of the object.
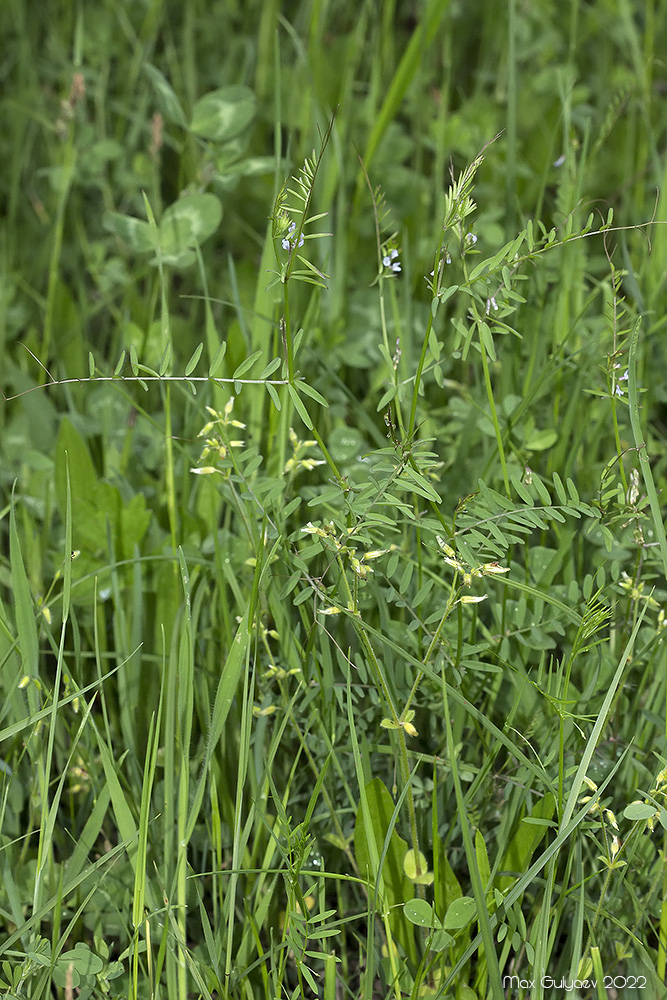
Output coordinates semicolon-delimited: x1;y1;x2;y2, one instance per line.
2;1;667;998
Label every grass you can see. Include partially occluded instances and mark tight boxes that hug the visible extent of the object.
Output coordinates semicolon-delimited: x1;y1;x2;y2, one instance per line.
2;1;667;998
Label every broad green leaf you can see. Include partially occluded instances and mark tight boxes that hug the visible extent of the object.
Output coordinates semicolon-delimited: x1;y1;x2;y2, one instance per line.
144;64;188;127
404;898;439;927
55;420;150;559
354;778;411;911
57;943;104;975
214;155;279;187
190;85;256;142
404;848;434;884
497;792;556;892
434;840;464;929
121;494;152;557
158;193;222;262
526;429;558;452
103;211;155;252
54;418;98;520
623;802;655;821
443;896;476;930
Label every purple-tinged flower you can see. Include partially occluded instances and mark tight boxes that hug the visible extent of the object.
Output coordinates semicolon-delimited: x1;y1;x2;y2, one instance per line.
614;370;629;397
382;248;401;272
282;222;304;251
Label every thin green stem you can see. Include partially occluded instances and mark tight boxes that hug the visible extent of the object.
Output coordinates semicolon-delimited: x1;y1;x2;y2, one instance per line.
478;327;510;497
164;385;179;551
283;281;294;380
336;557;422;878
659;828;667;980
41;138;75;369
628;316;667;577
403;580;459;717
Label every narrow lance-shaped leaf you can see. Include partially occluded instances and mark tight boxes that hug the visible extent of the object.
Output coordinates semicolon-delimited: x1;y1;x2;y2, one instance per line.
185;342;204;376
296;379;329;407
208;340;227;377
259;357;281;379
288;383;313;429
233;349;263;379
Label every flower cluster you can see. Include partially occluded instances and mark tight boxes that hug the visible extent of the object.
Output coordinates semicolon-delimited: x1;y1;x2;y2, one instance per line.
283;427;326;475
382;247;401;273
618;571;660;609
190;399;245;475
302;522;394;605
580;776;619;830
281;221;305;251
436;536;509;600
613;368;629;398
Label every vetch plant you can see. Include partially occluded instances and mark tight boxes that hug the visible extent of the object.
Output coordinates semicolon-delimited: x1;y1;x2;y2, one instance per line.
3;6;667;997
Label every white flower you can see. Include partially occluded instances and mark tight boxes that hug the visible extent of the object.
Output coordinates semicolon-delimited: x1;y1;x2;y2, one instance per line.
614;369;629;397
382;248;401;272
282;221;304;250
481;561;510;575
